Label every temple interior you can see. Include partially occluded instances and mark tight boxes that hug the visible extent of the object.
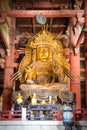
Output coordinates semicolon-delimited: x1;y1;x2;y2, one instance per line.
0;0;87;122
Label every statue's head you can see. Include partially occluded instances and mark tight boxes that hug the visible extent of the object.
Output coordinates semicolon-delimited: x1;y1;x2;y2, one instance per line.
37;46;50;61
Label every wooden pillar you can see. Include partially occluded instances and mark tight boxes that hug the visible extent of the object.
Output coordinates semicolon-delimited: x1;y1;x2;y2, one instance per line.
84;0;87;108
69;17;81;109
70;51;81;109
69;18;81;109
2;18;15;110
84;32;87;108
85;47;87;108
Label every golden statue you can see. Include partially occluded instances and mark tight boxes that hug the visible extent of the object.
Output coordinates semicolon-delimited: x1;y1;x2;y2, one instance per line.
12;27;75;104
31;93;37;105
12;29;75;83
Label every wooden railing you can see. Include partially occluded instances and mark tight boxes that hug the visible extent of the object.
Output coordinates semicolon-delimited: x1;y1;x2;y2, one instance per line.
73;109;87;121
0;110;30;120
0;109;87;121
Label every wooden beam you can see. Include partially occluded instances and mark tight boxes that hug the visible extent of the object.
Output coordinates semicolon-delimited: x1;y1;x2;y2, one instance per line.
33;3;70;9
16;3;70;9
0;10;84;18
18;24;67;28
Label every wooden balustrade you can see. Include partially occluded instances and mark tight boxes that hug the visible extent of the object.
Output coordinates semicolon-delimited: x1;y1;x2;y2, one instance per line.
0;110;30;120
0;109;87;121
73;109;87;121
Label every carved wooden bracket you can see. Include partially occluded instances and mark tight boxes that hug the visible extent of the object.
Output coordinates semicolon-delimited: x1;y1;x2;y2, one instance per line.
0;13;6;24
0;58;5;68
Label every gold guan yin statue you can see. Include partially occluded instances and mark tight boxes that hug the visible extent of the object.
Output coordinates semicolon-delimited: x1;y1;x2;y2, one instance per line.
12;27;76;104
24;46;55;85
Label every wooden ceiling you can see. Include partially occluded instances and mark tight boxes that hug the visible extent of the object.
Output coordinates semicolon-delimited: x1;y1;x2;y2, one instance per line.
0;0;84;46
11;0;84;34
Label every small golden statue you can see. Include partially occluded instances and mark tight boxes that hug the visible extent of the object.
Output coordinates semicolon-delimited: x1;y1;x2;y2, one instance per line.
16;93;23;104
31;93;37;105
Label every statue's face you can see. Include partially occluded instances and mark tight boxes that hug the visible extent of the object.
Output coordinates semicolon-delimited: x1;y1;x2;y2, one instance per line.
37;46;50;61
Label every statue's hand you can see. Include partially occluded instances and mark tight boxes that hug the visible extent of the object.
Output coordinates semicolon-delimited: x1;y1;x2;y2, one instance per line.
26;79;34;84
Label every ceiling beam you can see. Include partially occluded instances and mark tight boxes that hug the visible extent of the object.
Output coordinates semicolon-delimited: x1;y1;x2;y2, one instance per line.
32;3;70;9
18;24;67;28
15;3;70;9
0;10;84;18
